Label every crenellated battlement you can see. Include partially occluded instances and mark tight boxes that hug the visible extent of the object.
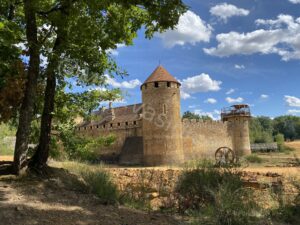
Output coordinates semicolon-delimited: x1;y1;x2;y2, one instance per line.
182;119;228;129
77;119;142;132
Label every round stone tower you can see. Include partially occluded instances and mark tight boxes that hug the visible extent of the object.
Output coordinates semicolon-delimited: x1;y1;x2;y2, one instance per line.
221;104;251;157
141;65;184;166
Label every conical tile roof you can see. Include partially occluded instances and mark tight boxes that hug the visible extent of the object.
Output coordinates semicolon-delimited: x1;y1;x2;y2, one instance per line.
143;65;180;85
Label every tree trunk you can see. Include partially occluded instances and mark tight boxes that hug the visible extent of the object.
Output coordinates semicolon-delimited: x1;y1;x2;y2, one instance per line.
13;0;40;175
29;38;62;169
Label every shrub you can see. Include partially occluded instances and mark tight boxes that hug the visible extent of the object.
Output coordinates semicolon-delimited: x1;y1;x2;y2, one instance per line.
270;178;300;225
176;160;260;225
62;162;118;204
80;169;118;204
245;154;263;163
118;170;155;210
49;123;116;162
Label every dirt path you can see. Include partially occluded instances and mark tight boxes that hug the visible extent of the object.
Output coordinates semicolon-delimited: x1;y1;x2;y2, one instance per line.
0;169;186;225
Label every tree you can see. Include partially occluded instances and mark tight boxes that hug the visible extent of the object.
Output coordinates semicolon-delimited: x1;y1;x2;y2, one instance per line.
1;0;187;173
1;0;43;173
0;6;25;123
182;111;213;121
249;116;273;143
273;116;300;140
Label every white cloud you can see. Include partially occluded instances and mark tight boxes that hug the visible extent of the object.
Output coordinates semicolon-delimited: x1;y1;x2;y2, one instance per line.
225;97;244;104
289;0;300;4
157;10;212;48
260;94;269;99
205;98;217;104
105;75;142;89
234;64;245;69
181;73;222;96
284;95;300;107
106;43;126;56
181;91;192;100
226;88;235;95
88;86;107;92
210;3;249;22
287;109;300;115
188;104;201;109
204;14;300;61
194;109;221;120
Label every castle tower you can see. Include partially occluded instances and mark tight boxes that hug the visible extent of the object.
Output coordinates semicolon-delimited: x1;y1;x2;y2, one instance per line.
141;65;184;166
221;104;251;157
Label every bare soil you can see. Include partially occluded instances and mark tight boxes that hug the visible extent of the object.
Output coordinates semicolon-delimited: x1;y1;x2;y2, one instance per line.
0;168;186;225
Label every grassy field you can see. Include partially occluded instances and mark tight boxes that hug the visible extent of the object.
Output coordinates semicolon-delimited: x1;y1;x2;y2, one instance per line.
241;140;300;177
0;124;16;157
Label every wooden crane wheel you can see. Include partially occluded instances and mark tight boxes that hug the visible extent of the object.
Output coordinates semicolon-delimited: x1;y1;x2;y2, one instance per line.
215;147;235;166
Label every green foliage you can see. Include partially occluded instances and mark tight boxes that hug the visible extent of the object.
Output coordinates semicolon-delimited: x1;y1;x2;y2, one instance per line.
250;116;274;143
1;0;187;167
274;133;295;152
50;122;116;162
273;116;300;141
176;160;259;225
80;169;118;204
250;116;300;143
270;178;300;225
244;154;263;163
182;111;213;121
61;162;118;204
0;123;16;155
275;133;285;145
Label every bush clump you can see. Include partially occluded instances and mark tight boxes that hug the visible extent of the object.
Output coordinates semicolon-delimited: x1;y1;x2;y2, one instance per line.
80;169;118;204
245;154;263;163
270;178;300;225
176;160;260;225
49;123;116;162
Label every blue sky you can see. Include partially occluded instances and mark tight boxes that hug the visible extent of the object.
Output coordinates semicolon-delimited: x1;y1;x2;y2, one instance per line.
91;0;300;119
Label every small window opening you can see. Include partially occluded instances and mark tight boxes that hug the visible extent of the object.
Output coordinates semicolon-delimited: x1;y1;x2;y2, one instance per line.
90;126;92;129
154;82;159;88
133;121;137;125
167;82;170;87
125;122;128;126
118;123;120;126
78;127;80;131
103;124;106;128
96;125;99;129
84;127;86;130
110;123;113;128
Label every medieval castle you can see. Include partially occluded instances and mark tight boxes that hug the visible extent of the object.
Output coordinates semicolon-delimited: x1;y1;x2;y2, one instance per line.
77;66;251;166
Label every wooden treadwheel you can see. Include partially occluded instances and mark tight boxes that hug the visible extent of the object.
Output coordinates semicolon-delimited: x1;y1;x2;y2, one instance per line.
215;147;235;166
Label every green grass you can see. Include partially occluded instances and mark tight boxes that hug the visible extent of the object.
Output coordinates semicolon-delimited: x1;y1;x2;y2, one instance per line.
56;161;118;204
0;123;16;156
176;160;261;225
244;154;264;163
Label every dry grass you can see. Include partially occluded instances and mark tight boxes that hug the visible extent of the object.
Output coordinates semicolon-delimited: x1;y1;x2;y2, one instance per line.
285;141;300;156
242;140;300;178
0;155;13;161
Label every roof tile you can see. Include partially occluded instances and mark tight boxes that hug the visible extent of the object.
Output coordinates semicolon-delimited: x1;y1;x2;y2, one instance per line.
143;65;180;84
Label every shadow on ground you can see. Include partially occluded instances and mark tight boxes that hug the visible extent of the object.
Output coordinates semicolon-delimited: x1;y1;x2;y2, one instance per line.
0;167;186;225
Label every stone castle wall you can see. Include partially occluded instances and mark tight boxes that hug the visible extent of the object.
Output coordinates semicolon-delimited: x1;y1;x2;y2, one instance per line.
77;120;142;156
77;117;250;164
182;119;233;160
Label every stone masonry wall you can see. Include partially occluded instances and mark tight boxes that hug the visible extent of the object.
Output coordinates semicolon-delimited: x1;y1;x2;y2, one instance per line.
182;119;233;160
77;120;143;156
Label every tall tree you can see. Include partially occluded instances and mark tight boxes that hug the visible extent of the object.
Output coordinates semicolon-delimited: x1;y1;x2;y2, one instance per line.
1;0;187;172
182;111;213;121
13;0;41;174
